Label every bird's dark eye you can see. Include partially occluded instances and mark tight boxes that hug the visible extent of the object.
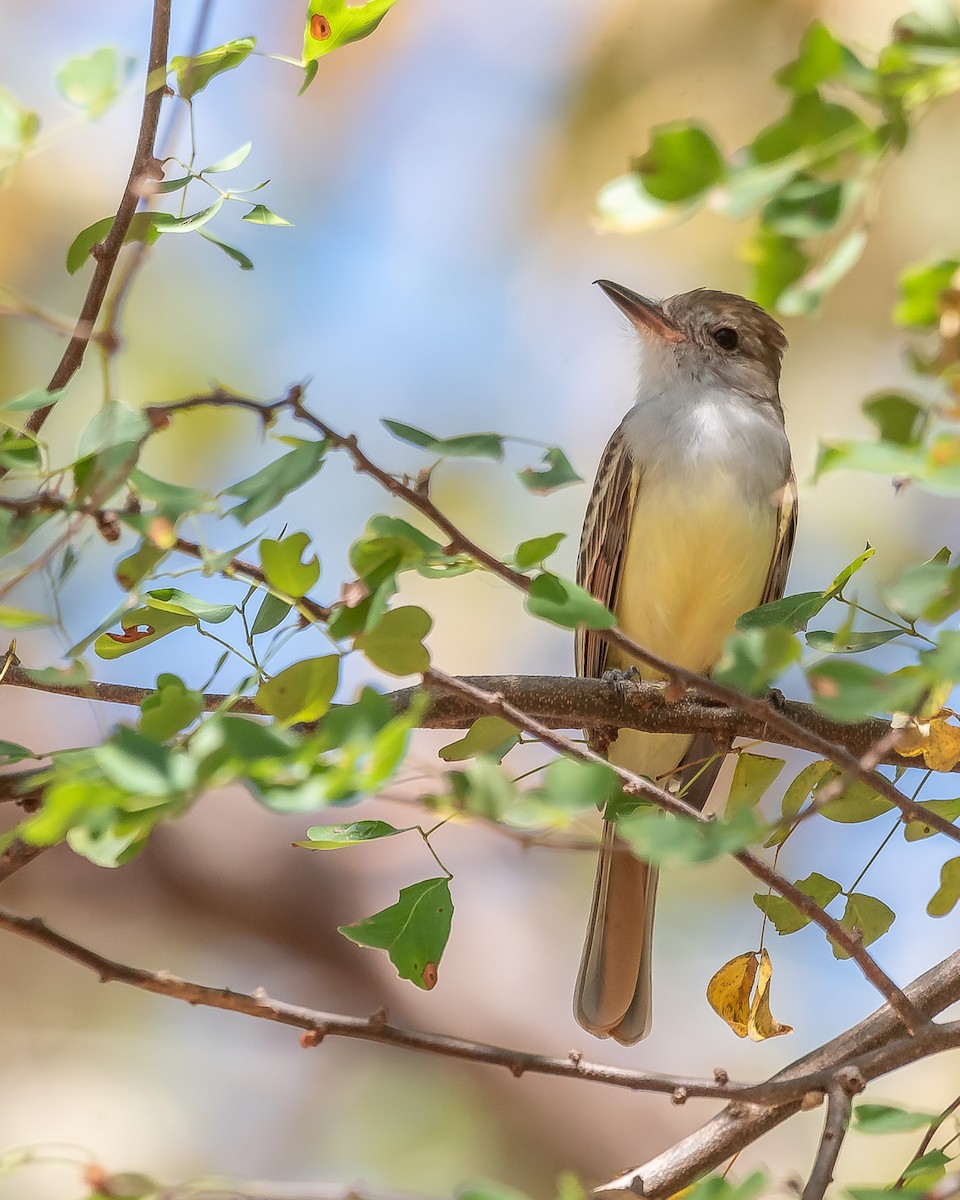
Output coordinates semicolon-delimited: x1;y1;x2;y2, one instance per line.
711;326;739;351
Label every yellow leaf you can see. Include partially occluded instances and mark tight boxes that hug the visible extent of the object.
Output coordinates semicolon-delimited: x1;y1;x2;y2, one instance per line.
707;949;793;1041
706;951;758;1038
895;709;960;772
747;948;793;1041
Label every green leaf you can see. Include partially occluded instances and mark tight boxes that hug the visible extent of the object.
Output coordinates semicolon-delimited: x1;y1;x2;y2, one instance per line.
737;591;827;632
355;606;432;675
200;142;253;174
807;661;931;721
713;626;802;694
927;856;960;916
197;229;255;271
224;439;328;525
727;753;786;815
139;675;204;742
900;1150;950;1189
56;47;133;117
145;588;234;624
298;820;404;849
824;545;876;598
817;779;892;823
618;807;762;866
94;605;198;660
517;448;583;494
0;386;64;414
633;122;725;202
813;437;923;484
251;592;292;636
754;871;843;934
539;757;621;814
129;469;215;519
525;573;615;631
170;37;256;102
863;393;930;447
0;605;54;629
762;176;853;238
778;228;868;316
242;204;292;226
438;717;519;763
339;877;453;990
303;0;399;66
66;211;161;274
115;541;169;591
895;258;959;328
259;531;320;599
381;419;504;460
0;740;36;764
513;532;566;570
256;656;340;724
0;87;39;184
766;759;834;845
741;229;810;311
775;21;844;93
805;628;901;653
448;757;517;821
95;726;193;798
751;93;872;166
830;892;895;959
152;199;224;234
880;555;960;623
903;796;960;841
457;1184;533;1200
594;171;701;233
852;1104;935;1134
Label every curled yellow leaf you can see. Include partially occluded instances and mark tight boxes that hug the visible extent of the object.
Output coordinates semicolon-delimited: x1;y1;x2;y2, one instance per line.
747;948;793;1041
706;949;793;1041
706;951;758;1038
894;708;960;772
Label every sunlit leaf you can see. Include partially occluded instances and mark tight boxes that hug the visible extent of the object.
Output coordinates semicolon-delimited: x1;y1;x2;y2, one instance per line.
727;753;786;814
0;606;54;629
354;605;432;675
513;532;566;570
438;716;519;763
297;820;404;849
256;656;340;724
713;626;801;693
902;796;960;841
170;37;256;102
525;573;615;630
139;674;204;742
830;892;895;958
382;419;503;461
895;258;960;328
926;856;960;917
517;448;582;494
56;47;134;117
706;951;758;1038
754;871;842;934
260;531;320;599
242;204;292;226
633;122;725;202
747;948;793;1040
200;141;253;174
339;877;453;990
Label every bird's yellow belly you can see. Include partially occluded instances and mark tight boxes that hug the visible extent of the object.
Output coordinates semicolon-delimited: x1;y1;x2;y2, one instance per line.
608;471;776;782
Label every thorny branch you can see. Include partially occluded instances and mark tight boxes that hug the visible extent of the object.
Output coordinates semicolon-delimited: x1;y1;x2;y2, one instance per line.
0;905;958;1116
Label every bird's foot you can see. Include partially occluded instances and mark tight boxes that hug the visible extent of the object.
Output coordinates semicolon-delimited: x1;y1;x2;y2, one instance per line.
601;665;643;695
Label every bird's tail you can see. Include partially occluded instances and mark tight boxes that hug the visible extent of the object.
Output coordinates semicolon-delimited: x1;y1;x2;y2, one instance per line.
574;819;658;1045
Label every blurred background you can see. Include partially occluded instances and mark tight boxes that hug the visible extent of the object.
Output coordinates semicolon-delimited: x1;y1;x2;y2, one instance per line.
1;0;960;1197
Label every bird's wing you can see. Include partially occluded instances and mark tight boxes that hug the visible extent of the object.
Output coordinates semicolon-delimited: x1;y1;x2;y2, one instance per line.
759;468;798;606
575;421;640;683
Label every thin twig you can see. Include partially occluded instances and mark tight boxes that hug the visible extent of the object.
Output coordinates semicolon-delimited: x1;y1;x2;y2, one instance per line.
801;1069;863;1200
27;1;173;436
0;905;957;1115
895;1091;960;1189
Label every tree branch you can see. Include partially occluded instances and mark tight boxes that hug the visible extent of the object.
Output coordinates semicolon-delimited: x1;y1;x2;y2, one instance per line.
0;904;958;1117
424;669;925;1034
27;1;173;436
2;666;952;777
599;950;960;1198
801;1069;863;1200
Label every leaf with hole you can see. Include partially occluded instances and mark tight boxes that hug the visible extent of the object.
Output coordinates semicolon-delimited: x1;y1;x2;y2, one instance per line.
339;877;453;990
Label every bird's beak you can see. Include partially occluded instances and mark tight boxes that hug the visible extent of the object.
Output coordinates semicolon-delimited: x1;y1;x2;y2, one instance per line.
595;280;683;342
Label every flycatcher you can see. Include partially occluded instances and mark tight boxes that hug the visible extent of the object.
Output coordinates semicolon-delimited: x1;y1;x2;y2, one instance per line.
574;281;796;1044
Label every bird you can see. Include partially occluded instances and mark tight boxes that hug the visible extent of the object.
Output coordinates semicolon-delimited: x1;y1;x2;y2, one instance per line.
573;280;796;1044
